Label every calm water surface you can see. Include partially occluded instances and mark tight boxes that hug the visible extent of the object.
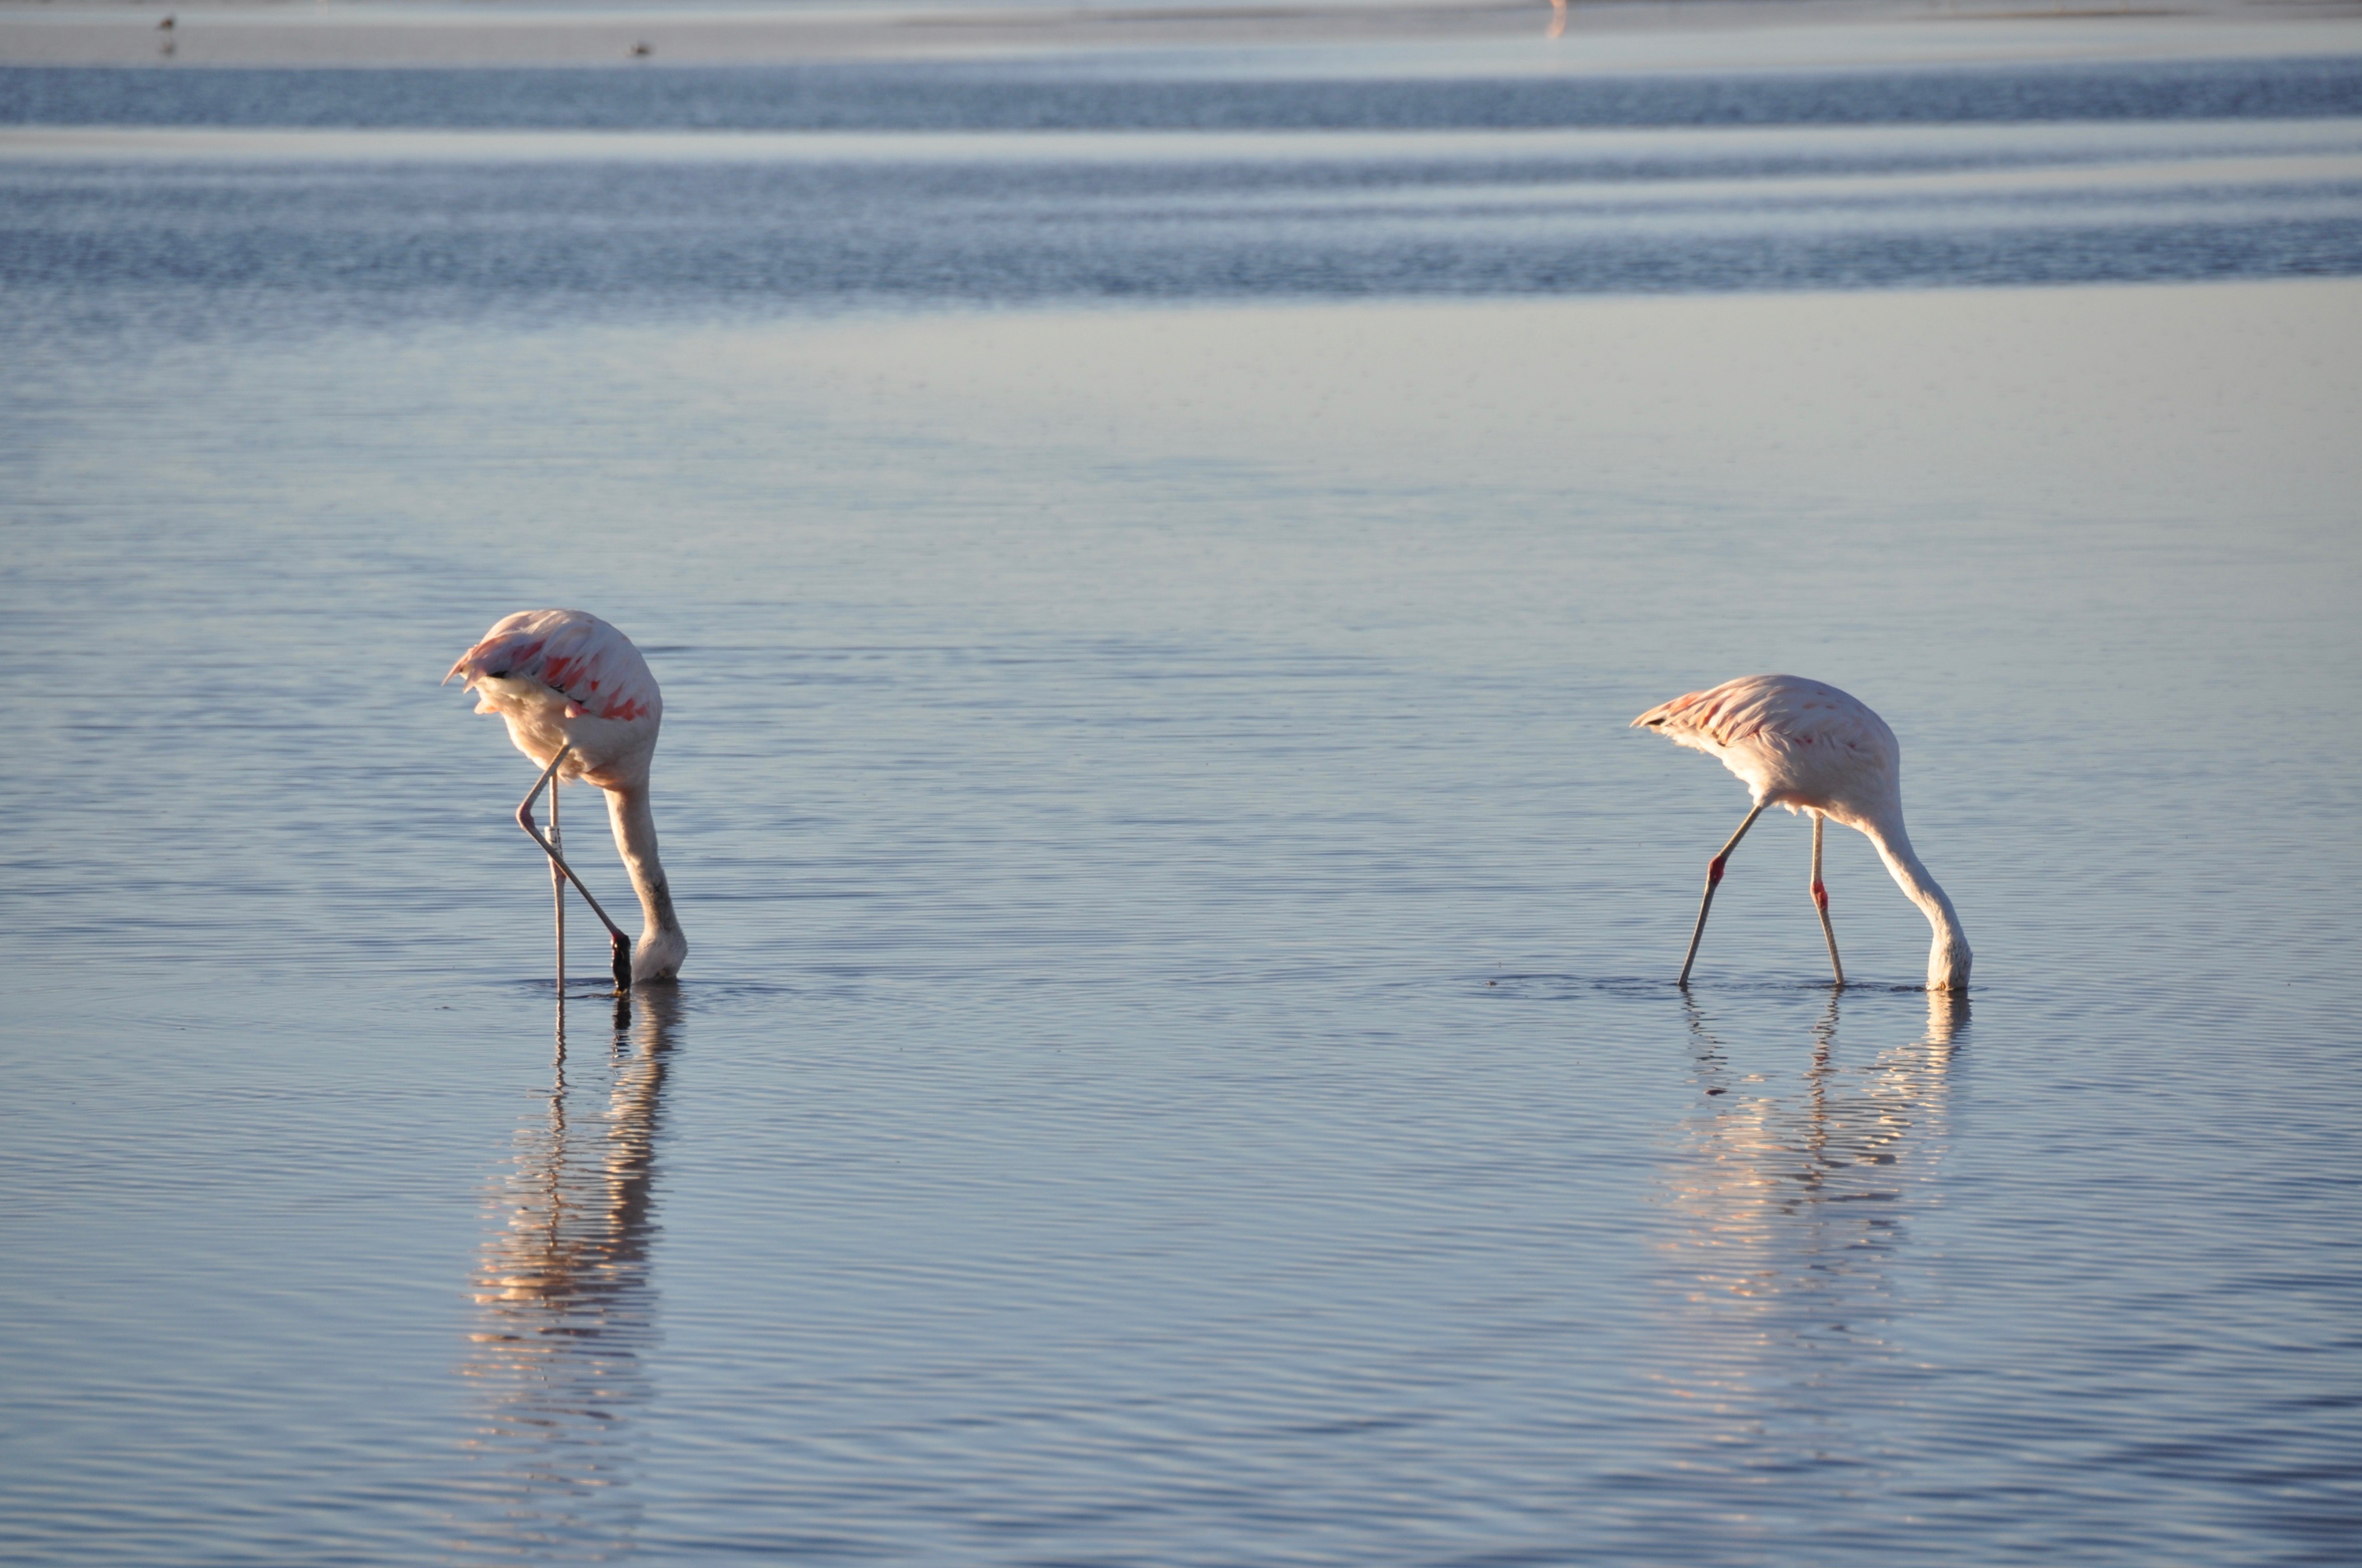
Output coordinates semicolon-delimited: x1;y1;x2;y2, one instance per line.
3;43;2360;1567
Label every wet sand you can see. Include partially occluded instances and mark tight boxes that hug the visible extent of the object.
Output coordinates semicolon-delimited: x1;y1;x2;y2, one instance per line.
3;0;2358;70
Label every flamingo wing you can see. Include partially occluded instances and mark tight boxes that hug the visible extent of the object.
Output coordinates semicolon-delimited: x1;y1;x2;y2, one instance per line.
1632;674;1873;752
446;609;660;724
1633;673;1898;811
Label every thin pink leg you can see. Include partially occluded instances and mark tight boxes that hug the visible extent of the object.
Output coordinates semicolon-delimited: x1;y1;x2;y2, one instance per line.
1812;811;1844;987
518;745;634;993
1679;801;1767;987
550;768;565;992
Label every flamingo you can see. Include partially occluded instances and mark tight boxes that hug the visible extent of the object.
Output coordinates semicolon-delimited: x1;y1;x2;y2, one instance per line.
1632;674;1969;992
446;610;687;991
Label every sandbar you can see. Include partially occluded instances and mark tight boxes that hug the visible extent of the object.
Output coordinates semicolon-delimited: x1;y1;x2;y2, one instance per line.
2;0;2357;72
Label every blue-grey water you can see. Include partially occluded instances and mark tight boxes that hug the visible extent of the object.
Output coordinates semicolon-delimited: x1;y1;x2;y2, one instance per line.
4;41;2360;1567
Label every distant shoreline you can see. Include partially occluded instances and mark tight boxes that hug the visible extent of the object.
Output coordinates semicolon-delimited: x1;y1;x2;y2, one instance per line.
4;0;2359;70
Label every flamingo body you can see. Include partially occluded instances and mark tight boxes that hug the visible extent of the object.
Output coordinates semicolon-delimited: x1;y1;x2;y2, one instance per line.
1633;674;1969;991
449;610;661;786
448;610;686;984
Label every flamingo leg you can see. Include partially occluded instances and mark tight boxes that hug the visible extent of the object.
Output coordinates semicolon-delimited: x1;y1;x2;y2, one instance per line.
1812;811;1844;987
1679;801;1767;987
550;769;564;993
517;745;635;993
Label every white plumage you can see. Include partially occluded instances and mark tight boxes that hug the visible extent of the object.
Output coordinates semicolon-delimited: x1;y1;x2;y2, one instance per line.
448;609;686;987
1634;674;1969;992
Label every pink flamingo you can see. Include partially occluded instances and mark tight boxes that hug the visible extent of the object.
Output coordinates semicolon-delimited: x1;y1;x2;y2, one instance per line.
1633;674;1969;992
446;610;687;991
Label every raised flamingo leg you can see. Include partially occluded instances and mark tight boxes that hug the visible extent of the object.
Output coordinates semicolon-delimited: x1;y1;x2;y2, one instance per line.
1812;811;1844;988
1679;801;1767;987
518;745;635;993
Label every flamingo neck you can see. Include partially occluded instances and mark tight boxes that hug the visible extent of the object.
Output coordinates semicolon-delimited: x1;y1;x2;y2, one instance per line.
603;783;687;984
1862;813;1971;992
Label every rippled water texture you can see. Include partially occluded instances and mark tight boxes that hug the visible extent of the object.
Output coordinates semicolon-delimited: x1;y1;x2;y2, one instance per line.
3;37;2360;1568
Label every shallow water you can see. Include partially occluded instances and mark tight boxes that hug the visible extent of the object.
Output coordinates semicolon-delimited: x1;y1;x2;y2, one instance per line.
4;45;2361;1568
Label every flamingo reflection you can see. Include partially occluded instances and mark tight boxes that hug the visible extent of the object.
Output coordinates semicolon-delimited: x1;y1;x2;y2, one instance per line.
1650;992;1966;1443
458;988;678;1553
